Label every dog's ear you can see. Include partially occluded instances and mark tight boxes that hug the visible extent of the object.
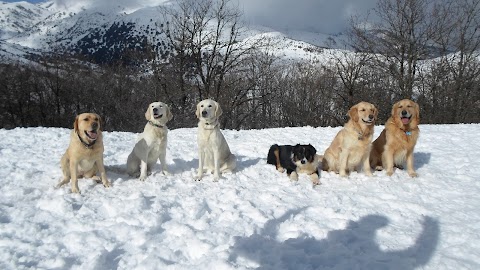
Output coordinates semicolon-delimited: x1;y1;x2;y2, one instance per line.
413;101;420;120
145;105;151;121
215;101;223;118
373;105;379;121
195;102;201;119
348;105;359;122
74;115;79;132
391;101;399;117
166;104;173;122
96;114;103;131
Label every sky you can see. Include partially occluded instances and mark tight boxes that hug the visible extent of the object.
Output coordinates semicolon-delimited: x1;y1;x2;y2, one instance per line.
1;0;378;34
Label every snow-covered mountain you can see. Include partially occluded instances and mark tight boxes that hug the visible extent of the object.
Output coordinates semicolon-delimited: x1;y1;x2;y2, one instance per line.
0;0;341;64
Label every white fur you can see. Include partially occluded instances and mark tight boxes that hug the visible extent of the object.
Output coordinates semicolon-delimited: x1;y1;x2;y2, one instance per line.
194;99;236;181
127;102;173;181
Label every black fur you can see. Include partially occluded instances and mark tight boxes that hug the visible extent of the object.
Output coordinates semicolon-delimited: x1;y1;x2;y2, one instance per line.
267;144;317;176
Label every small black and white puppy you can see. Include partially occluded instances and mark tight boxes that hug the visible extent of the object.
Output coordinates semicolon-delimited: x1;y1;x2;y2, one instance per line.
267;144;321;185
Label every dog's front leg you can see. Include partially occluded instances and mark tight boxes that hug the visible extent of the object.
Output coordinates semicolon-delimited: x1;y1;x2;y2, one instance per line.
383;148;395;176
159;150;169;175
213;149;220;181
406;150;417;177
69;160;80;193
194;149;204;181
139;157;148;181
362;155;373;176
338;149;349;177
96;158;111;187
57;154;71;188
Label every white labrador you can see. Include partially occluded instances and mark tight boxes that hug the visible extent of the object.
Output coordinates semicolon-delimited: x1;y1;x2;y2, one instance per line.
127;102;173;181
194;99;236;181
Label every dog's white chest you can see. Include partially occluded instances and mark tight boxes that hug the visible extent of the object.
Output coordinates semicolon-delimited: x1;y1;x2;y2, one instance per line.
77;159;96;173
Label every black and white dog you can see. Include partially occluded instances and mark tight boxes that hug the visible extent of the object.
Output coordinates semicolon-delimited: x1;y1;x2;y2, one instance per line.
267;144;321;185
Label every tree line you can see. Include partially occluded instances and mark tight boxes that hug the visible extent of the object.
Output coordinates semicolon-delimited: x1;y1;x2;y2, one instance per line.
1;0;479;132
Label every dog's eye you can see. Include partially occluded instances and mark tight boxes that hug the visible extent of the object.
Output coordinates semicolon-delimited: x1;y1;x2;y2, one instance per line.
83;118;89;121
361;109;366;111
208;105;212;108
398;105;403;108
201;105;204;107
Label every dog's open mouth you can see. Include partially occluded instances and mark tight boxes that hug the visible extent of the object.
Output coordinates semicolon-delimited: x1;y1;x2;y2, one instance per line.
153;114;163;119
85;130;98;140
401;116;411;124
362;119;373;124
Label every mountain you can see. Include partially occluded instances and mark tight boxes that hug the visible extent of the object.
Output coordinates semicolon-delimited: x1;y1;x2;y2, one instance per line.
0;0;342;64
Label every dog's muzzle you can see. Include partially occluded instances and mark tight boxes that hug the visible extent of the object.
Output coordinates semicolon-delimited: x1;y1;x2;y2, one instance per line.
201;110;208;117
85;129;98;140
362;115;374;124
401;110;411;124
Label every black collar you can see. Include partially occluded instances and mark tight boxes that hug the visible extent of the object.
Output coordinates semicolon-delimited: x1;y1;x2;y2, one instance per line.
148;120;164;128
77;132;96;149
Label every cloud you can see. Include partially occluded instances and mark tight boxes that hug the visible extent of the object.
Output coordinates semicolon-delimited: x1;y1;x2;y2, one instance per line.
239;0;377;34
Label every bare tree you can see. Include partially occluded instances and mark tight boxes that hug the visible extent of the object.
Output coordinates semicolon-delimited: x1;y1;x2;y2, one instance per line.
350;0;436;98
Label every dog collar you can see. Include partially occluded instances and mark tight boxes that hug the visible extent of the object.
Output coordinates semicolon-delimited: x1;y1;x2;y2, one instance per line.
77;132;96;149
148;121;164;128
405;131;412;136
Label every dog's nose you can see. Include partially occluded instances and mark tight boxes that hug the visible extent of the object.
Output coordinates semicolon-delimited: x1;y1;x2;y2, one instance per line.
92;122;98;130
368;114;374;119
153;108;158;113
301;160;306;164
201;110;207;117
401;110;407;116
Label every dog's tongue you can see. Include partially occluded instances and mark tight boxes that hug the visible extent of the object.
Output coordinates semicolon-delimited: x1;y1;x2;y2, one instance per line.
87;131;98;139
401;117;410;124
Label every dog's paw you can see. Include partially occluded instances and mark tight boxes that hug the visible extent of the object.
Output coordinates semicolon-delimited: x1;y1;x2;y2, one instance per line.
386;170;394;176
103;180;111;188
193;174;203;181
339;171;348;177
277;167;285;173
289;172;298;181
162;170;171;176
139;175;147;181
364;170;373;177
408;171;418;178
71;187;80;194
375;166;383;171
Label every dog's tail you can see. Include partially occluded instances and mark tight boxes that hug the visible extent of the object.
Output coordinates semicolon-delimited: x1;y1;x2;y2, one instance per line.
106;164;127;175
267;144;280;166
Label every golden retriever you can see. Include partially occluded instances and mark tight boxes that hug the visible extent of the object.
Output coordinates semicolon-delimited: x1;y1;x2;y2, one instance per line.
57;113;110;193
127;102;173;181
194;99;236;181
370;99;420;177
322;101;378;177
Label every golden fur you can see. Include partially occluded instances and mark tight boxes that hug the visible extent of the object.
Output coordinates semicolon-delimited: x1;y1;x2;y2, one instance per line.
322;101;378;177
57;113;110;193
370;99;420;177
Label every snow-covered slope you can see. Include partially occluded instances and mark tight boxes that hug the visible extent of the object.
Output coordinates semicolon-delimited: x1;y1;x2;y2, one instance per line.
0;124;479;269
0;0;341;64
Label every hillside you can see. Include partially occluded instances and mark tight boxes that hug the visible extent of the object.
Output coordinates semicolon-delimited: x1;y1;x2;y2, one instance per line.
0;0;341;64
0;124;479;269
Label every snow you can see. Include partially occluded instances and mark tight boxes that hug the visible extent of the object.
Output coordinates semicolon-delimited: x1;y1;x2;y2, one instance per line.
0;124;479;269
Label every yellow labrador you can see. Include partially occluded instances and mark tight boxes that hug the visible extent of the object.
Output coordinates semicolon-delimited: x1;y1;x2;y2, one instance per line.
57;113;110;193
194;99;236;181
127;102;173;181
370;99;420;177
322;101;378;177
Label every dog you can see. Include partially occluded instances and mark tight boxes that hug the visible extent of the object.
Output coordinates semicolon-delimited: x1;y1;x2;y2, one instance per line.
267;144;321;185
194;99;236;181
322;101;378;177
370;99;420;177
127;102;173;181
57;113;110;193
